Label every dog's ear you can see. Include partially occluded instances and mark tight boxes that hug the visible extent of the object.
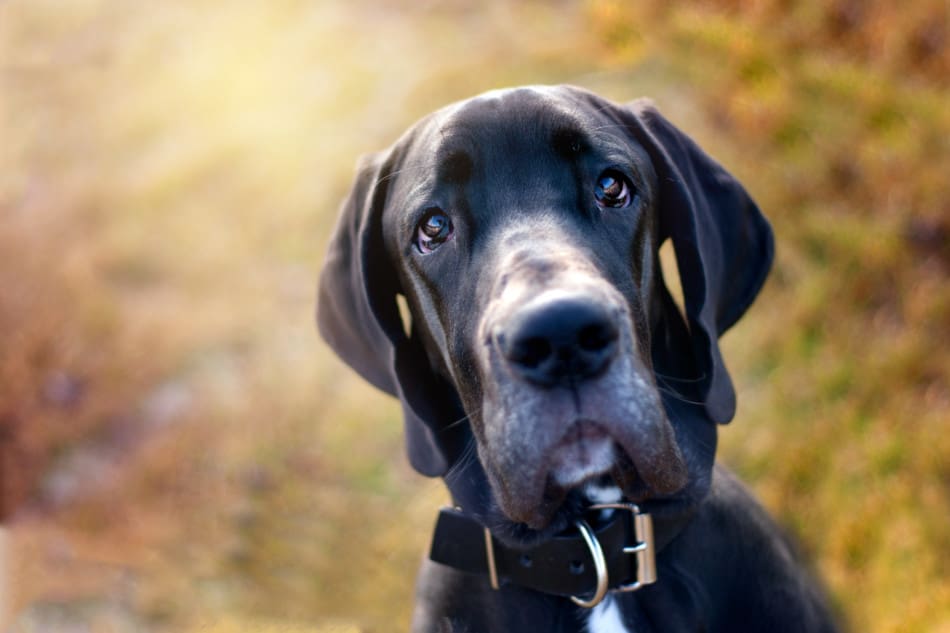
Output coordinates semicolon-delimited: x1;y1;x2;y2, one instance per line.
317;150;461;476
623;100;774;424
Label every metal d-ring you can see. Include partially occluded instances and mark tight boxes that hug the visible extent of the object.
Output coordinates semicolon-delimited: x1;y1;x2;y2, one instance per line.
569;518;609;608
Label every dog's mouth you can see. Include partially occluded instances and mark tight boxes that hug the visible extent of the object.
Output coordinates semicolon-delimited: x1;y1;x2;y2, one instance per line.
491;469;636;545
480;405;690;537
547;421;617;489
488;422;668;543
545;422;656;510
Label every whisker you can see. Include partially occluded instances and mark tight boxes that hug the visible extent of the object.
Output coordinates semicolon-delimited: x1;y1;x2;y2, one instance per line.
443;437;479;484
653;370;707;384
654;376;706;406
442;408;476;431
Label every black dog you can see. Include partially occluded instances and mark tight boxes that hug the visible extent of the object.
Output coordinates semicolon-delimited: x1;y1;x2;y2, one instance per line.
318;85;840;632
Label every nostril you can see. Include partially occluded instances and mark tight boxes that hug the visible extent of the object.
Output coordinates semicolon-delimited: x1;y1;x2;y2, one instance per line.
509;337;552;369
577;322;617;352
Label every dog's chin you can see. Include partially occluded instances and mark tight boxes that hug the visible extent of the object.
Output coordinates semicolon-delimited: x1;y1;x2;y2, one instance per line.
490;456;650;546
490;423;675;539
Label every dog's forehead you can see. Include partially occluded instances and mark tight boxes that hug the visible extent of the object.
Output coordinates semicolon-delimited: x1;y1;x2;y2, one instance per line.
433;86;590;148
390;86;622;198
382;86;658;239
383;87;591;212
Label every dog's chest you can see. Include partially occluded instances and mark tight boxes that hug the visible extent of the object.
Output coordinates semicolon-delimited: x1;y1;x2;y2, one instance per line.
586;597;632;633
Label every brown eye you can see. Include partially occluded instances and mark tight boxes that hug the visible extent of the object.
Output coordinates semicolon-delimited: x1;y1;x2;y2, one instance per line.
416;209;454;254
594;171;633;209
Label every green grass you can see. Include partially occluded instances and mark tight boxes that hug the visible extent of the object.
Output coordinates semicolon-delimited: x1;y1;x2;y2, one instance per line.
2;1;947;632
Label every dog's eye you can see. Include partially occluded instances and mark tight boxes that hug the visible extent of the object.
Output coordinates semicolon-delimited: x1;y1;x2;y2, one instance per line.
416;209;454;254
594;171;633;209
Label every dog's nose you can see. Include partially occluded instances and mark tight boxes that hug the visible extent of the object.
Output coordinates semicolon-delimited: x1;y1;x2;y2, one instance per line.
499;295;619;387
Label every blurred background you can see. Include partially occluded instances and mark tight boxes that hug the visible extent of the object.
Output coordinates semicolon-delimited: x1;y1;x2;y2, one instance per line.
1;0;947;631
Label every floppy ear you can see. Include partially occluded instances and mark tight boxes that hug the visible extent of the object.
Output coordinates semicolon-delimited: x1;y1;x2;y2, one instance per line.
317;151;463;476
623;100;774;424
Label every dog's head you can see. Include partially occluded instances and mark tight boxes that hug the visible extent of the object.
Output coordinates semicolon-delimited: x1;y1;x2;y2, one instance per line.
318;86;772;539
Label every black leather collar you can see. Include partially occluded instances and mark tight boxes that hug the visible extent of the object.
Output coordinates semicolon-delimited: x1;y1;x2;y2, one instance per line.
429;504;693;603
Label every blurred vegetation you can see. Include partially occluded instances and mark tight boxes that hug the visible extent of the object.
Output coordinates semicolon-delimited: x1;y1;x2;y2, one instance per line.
1;1;946;632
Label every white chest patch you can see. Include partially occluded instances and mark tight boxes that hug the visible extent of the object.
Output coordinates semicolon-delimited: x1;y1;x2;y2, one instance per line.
586;596;631;633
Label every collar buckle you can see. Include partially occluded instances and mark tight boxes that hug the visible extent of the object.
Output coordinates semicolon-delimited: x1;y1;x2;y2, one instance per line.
588;503;657;595
532;502;659;609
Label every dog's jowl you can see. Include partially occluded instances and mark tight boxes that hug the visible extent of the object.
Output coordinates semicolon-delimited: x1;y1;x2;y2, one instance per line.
318;85;841;633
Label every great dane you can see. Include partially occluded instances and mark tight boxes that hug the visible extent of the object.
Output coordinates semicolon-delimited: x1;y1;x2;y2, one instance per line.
318;85;840;632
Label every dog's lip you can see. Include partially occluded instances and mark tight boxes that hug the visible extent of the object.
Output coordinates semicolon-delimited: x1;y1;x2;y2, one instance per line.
502;422;687;532
547;421;615;488
507;457;633;532
478;467;699;549
493;469;640;542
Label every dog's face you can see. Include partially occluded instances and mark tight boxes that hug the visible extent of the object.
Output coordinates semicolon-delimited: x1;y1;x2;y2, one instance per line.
382;88;686;528
318;85;773;539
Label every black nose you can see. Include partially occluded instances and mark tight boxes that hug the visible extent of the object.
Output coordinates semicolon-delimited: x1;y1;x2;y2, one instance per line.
499;295;619;387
